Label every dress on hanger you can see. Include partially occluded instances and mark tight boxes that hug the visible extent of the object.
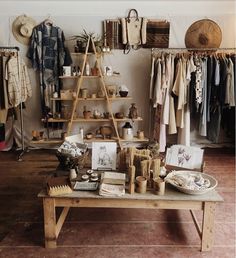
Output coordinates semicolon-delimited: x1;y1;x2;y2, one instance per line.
27;21;66;117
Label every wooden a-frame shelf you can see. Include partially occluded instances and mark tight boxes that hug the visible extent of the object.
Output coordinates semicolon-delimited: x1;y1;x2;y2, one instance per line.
35;37;147;148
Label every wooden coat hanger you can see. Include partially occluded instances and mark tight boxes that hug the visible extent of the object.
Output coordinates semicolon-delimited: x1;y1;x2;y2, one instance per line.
44;14;53;26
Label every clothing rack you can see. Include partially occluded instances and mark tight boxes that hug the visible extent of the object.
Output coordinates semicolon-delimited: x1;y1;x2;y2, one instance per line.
151;47;236;54
149;46;236;150
0;46;26;161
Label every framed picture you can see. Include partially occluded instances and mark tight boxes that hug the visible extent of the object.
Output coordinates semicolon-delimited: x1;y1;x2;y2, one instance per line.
104;66;113;76
62;66;71;76
92;142;117;170
165;145;204;170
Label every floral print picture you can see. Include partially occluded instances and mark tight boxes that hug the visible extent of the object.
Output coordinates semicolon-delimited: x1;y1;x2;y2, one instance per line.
177;147;192;166
165;145;204;170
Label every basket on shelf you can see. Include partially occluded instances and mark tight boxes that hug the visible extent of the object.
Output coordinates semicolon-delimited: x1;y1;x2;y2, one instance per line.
56;150;89;170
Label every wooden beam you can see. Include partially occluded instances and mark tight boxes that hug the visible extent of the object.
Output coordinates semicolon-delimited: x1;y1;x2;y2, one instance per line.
67;37;90;134
190;210;202;239
55;198;203;210
43;198;57;248
55;207;70;238
201;202;216;251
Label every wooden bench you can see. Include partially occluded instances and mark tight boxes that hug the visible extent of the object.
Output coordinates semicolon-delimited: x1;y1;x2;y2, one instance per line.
38;187;223;251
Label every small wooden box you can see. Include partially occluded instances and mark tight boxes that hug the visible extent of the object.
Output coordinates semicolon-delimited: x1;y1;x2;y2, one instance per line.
60;90;73;100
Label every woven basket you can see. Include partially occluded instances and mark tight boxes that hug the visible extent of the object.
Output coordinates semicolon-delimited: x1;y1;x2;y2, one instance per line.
56;150;89;169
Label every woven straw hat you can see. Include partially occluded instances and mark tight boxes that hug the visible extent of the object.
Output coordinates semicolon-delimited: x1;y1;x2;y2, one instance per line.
185;19;222;49
12;15;37;45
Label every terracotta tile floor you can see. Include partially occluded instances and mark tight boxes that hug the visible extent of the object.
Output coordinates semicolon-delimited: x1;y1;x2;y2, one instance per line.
0;148;235;258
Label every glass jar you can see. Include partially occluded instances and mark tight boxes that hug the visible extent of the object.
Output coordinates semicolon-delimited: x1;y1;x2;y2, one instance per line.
61;104;70;119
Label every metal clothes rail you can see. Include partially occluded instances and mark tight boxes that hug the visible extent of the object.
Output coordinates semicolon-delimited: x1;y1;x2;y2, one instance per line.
0;46;26;161
151;47;236;54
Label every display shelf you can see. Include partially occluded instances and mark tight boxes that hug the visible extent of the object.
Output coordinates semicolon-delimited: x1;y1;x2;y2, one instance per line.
59;75;120;79
71;117;143;122
47;118;69;122
71;52;101;56
51;96;132;101
59;75;98;79
51;98;73;101
109;96;132;100
120;137;149;142
49;37;146;149
114;117;143;122
72;118;110;122
30;136;148;145
30;139;63;144
84;137;117;142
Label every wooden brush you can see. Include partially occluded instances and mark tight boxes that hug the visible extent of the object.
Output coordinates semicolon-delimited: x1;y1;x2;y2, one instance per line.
47;177;72;196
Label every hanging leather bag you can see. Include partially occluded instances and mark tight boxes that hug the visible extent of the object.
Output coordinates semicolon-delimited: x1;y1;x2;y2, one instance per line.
121;9;147;54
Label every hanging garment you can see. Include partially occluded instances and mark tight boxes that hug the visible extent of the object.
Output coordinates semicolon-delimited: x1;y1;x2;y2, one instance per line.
172;57;186;129
207;56;227;143
206;56;213;122
178;55;196;146
5;56;32;107
194;56;203;111
153;58;163;106
162;53;172;125
230;54;236;104
0;55;9;123
168;54;177;134
207;105;221;143
0;123;5;150
199;57;208;136
27;22;66;116
152;57;166;152
225;58;235;107
153;104;167;152
159;56;167;152
219;57;228;106
149;56;155;99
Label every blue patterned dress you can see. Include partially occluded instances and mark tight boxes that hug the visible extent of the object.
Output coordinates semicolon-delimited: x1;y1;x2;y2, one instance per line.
28;22;66;117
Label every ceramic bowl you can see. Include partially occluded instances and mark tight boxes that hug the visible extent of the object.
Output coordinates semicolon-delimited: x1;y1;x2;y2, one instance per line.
115;112;124;119
165;170;218;195
119;91;128;97
86;133;93;139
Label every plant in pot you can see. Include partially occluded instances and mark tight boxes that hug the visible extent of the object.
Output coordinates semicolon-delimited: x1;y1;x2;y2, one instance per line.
70;30;103;53
83;105;91;119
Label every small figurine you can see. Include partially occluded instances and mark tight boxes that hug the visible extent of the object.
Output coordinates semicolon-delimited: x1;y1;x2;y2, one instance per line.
128;103;138;119
72;66;77;76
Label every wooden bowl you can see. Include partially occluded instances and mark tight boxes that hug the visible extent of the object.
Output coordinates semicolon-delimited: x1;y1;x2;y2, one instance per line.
115;112;124;119
86;133;93;139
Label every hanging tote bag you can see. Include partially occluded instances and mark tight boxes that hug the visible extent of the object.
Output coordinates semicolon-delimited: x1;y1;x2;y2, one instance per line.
121;9;147;54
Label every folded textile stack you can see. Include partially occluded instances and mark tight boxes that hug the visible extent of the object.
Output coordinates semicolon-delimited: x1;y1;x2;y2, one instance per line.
99;172;126;197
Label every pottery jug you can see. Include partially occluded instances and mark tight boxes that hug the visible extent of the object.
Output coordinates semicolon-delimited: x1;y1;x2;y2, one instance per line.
128;103;138;119
122;122;133;140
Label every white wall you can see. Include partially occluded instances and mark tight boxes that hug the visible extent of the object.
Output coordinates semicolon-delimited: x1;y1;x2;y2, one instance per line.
0;1;235;147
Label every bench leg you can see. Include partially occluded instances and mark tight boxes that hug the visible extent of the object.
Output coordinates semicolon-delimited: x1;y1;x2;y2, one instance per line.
43;198;57;248
201;202;216;251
